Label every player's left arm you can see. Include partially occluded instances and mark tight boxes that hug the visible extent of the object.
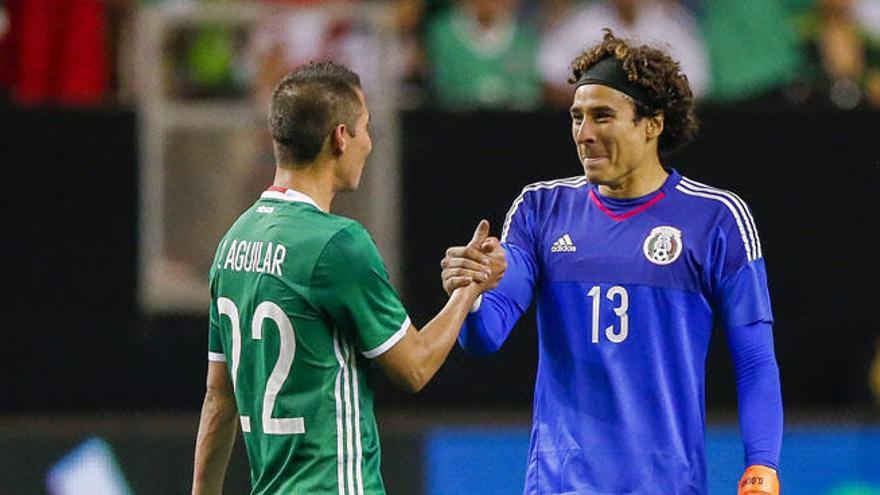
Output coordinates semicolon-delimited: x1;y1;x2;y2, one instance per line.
727;318;782;494
192;361;239;495
711;208;783;493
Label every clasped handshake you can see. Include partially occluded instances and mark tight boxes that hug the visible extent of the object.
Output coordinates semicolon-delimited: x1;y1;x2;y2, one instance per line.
440;219;507;297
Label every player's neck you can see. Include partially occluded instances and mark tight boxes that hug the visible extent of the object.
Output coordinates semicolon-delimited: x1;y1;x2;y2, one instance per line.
272;166;334;212
597;159;668;199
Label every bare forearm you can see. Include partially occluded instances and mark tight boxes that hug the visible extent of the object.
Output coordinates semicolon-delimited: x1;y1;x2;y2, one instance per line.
192;391;239;495
379;220;494;392
408;288;478;390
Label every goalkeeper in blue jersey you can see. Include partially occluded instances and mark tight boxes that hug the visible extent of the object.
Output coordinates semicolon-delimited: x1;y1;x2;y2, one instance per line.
441;30;783;494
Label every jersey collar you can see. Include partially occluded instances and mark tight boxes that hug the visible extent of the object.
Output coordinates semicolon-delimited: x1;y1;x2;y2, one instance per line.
589;169;681;221
261;186;324;212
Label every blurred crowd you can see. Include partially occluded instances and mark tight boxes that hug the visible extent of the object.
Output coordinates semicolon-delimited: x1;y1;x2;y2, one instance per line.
1;0;879;110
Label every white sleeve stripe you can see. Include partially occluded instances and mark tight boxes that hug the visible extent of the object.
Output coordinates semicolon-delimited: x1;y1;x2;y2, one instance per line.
501;195;526;243
681;179;762;258
348;341;365;495
680;178;757;246
680;177;762;258
361;316;411;358
680;178;761;258
332;330;347;495
676;182;755;260
675;184;755;261
501;176;588;243
208;352;226;362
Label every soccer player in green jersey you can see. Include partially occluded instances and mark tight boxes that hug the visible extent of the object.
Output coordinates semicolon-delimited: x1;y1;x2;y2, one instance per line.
191;62;504;495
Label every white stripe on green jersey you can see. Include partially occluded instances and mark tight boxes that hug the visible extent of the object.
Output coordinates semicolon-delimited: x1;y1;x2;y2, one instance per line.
208;188;409;494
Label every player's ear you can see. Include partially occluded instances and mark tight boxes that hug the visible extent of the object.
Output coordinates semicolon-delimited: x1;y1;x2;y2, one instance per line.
645;111;664;141
331;124;348;156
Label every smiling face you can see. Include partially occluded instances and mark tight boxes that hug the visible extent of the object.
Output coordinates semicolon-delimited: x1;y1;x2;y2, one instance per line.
570;84;661;192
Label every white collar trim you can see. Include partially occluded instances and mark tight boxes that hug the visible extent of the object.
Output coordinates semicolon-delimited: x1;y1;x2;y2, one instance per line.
260;188;324;212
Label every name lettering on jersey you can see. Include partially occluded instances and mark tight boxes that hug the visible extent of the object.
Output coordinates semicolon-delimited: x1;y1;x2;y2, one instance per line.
222;239;287;275
551;234;577;253
642;226;683;265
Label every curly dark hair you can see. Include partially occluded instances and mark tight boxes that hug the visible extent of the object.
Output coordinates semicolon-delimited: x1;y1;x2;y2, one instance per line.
569;30;699;156
268;61;363;165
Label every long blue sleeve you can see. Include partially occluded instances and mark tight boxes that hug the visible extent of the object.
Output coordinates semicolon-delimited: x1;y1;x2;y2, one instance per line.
458;292;521;356
726;320;783;469
458;243;537;355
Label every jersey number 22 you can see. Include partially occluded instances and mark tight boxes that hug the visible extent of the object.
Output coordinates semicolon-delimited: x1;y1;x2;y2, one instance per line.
218;297;306;435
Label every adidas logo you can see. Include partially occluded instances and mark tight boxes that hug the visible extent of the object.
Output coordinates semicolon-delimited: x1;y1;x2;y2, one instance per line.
551;234;577;253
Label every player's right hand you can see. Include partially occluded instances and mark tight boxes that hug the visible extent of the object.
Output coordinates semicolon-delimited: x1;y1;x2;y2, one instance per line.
440;219;506;296
737;465;779;495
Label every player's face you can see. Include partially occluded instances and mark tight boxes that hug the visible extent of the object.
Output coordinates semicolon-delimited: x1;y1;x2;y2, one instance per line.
337;90;372;191
570;84;654;187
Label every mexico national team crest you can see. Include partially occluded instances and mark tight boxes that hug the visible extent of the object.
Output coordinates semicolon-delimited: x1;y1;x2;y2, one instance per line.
643;226;683;265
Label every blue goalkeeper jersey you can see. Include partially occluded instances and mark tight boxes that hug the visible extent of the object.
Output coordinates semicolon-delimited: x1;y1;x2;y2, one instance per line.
459;169;774;494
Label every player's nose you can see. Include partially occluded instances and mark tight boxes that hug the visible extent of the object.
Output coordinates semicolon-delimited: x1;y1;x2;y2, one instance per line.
574;120;597;144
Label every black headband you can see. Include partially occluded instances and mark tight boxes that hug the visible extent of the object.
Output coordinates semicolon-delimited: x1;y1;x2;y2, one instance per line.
575;56;649;104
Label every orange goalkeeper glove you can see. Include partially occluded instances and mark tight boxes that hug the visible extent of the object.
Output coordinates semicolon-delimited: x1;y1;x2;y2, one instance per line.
738;465;779;495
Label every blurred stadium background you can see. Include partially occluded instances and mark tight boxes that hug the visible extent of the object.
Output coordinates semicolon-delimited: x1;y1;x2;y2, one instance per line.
2;0;880;493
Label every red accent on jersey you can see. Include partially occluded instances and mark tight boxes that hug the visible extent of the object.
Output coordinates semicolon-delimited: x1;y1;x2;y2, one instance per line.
589;189;666;221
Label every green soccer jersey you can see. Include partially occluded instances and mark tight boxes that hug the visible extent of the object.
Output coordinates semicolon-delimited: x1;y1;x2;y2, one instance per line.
207;187;410;495
426;7;542;110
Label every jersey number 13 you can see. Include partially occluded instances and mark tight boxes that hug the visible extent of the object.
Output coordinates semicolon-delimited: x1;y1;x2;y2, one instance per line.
587;285;630;344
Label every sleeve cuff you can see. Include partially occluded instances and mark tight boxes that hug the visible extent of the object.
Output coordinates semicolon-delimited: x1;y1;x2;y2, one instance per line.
470;294;483;313
362;316;411;359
